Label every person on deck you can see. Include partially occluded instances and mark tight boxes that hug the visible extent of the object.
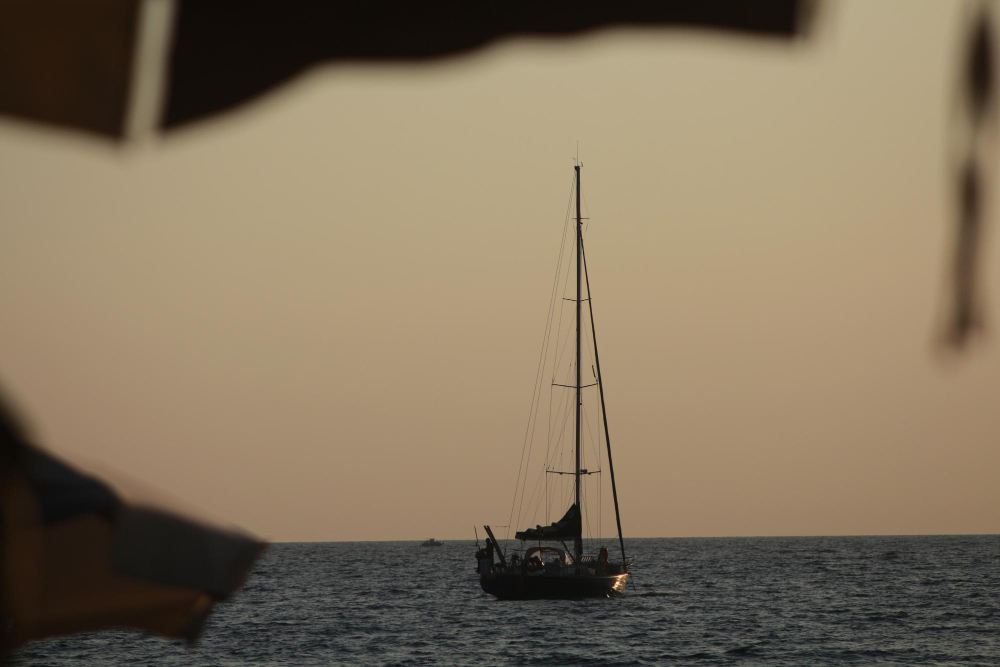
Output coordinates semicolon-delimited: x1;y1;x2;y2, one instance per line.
596;547;610;575
478;540;494;576
474;547;487;574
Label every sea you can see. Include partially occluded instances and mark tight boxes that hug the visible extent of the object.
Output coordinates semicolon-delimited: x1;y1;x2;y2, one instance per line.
13;535;999;666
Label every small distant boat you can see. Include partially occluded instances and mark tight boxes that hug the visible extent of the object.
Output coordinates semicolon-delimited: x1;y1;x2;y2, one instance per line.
421;538;443;547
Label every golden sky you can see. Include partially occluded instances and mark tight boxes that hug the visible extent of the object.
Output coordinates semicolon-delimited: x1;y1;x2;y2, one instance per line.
0;0;997;541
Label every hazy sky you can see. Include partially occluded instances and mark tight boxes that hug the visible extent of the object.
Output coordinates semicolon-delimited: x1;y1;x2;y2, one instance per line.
1;1;997;541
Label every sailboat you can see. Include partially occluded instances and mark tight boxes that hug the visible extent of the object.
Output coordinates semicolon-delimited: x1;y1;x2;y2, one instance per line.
476;164;630;600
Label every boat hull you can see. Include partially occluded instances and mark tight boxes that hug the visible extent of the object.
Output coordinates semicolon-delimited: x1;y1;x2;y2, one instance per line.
480;571;628;600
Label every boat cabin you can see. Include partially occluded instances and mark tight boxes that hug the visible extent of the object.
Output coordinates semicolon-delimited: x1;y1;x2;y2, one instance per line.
520;546;572;574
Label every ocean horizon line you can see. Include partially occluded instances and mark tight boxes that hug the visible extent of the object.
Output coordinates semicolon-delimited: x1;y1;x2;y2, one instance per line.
270;532;1000;544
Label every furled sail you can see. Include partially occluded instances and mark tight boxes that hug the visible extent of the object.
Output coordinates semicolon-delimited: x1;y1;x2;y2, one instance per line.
515;504;580;541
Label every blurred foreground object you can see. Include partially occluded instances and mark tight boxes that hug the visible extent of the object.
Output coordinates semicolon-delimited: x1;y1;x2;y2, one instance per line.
946;4;996;348
0;392;265;650
0;0;812;139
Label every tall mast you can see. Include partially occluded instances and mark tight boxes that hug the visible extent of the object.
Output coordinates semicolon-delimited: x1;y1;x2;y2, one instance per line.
574;164;583;564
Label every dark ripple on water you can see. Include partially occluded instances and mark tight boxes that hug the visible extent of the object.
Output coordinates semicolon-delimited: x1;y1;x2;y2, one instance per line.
14;535;1000;666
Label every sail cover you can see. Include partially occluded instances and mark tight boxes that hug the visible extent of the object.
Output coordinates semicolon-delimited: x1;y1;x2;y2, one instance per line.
515;504;581;541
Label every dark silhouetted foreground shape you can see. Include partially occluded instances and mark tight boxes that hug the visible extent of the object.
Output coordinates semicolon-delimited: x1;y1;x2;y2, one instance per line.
0;0;138;138
0;0;810;138
165;1;811;129
947;6;995;347
0;391;265;651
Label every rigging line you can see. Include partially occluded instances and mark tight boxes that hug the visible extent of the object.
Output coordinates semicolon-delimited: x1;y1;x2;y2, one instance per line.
529;427;559;528
522;220;576;533
522;279;565;529
581;233;628;570
545;294;575;486
521;459;547;531
587;391;602;466
543;384;556;495
550;237;579;383
599;457;603;543
545;185;576;386
585;480;596;544
508;173;577;540
550;175;579;382
551;313;577;392
546;374;554;463
582;287;599;382
548;234;579;406
599;384;604;543
586;313;604;544
547;231;576;460
544;457;548;525
546;386;564;477
554;325;573;393
517;346;558;534
547;348;575;445
549;389;575;475
562;472;574;512
577;258;602;463
581;403;602;473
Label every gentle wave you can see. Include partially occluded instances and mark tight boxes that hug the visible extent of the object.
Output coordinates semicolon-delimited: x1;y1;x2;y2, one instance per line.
18;535;1000;666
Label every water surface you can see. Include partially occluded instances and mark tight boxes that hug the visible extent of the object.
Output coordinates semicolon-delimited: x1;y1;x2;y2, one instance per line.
17;535;1000;665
